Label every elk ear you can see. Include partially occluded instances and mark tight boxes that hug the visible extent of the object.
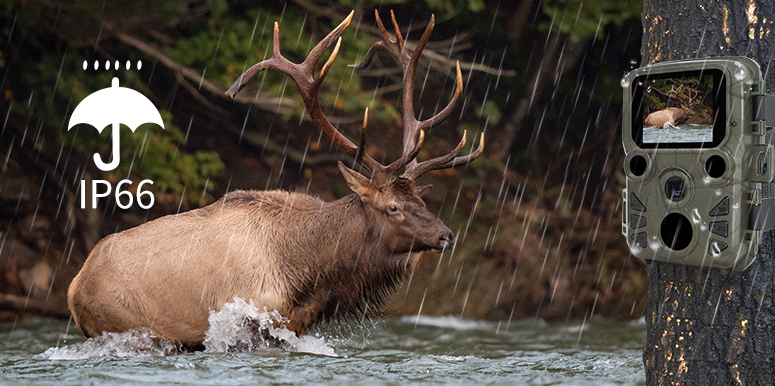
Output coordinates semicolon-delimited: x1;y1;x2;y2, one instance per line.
415;184;432;198
338;162;377;199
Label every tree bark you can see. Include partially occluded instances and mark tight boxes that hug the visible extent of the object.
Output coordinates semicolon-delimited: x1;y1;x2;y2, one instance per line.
642;1;775;385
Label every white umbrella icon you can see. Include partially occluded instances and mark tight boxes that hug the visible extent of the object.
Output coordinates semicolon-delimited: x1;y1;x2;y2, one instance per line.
68;77;165;171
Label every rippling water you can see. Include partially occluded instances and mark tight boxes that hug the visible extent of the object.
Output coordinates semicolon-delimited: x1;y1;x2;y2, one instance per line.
643;123;713;144
0;302;646;385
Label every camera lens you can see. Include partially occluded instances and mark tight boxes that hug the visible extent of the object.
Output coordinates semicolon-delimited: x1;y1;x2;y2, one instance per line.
660;213;693;251
664;176;686;202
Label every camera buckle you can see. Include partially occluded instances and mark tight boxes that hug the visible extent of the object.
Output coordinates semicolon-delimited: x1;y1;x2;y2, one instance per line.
752;93;775;128
749;197;775;232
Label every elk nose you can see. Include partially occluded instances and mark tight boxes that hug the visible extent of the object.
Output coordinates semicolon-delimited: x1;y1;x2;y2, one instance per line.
439;230;455;249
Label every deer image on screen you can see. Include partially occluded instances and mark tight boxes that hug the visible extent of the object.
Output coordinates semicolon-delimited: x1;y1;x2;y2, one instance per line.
67;11;484;348
644;84;697;128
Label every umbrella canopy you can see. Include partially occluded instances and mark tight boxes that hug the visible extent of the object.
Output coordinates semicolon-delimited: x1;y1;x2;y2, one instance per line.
68;77;164;132
67;77;165;171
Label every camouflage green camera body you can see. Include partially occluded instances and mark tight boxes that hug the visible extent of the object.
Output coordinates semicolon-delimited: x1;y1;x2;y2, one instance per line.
622;57;774;271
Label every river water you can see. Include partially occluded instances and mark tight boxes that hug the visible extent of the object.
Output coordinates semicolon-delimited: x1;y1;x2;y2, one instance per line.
0;300;646;385
642;123;713;144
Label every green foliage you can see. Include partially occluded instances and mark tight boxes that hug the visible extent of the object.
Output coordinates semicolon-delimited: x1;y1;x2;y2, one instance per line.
423;0;485;15
110;110;224;206
642;76;712;119
335;0;486;17
337;0;407;6
540;0;642;41
476;100;502;126
165;6;375;119
643;88;666;110
166;4;466;156
1;0;225;208
66;107;224;205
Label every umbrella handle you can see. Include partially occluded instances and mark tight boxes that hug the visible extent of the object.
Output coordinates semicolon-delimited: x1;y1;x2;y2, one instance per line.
94;123;121;171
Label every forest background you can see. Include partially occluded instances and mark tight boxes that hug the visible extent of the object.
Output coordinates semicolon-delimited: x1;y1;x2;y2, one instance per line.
0;0;643;323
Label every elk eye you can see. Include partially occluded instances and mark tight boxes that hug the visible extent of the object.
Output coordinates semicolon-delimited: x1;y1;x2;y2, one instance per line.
389;204;399;213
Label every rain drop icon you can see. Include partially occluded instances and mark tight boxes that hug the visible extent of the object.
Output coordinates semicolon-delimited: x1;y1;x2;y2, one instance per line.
67;77;165;171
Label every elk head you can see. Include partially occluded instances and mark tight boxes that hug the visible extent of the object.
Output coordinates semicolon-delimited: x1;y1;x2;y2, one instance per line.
666;84;696;120
225;10;484;254
338;162;453;253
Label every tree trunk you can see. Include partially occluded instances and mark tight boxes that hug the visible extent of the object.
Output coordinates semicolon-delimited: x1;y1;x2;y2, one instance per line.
642;1;775;385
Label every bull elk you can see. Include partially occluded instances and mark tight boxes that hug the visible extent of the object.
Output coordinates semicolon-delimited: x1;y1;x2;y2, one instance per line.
643;84;696;128
67;10;484;348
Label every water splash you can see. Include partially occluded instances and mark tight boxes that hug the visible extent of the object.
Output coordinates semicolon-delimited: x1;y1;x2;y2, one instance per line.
203;298;336;356
40;328;183;359
40;298;336;359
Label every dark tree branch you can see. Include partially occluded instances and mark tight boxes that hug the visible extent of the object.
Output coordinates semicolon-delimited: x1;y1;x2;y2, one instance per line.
0;293;71;320
113;31;301;115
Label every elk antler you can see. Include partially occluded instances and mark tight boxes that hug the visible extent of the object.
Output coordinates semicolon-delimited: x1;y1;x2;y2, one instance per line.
351;10;483;180
226;12;387;180
683;85;697;108
226;10;483;184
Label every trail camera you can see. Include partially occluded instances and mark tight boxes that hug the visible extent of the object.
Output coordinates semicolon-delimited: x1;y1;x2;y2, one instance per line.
621;57;775;271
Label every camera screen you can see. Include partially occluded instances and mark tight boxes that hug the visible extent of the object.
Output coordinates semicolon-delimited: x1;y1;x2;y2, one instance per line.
632;70;725;148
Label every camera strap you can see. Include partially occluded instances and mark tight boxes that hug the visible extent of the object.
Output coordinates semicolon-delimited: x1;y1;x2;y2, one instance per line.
754;94;775;127
752;198;775;232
